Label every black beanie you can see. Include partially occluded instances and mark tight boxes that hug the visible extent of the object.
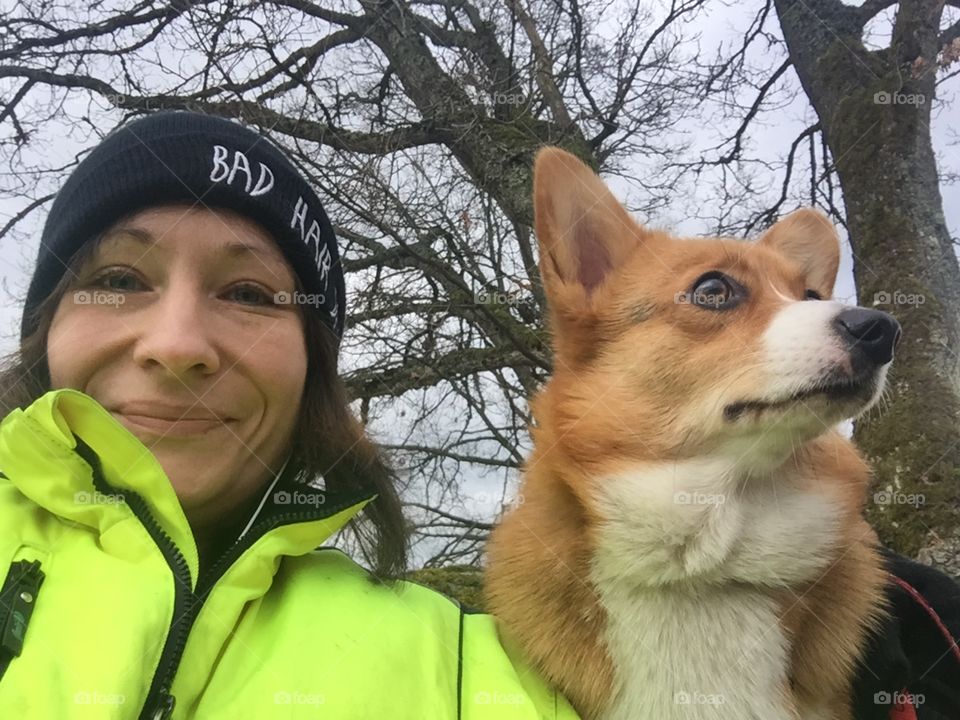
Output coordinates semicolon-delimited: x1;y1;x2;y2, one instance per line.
21;110;345;341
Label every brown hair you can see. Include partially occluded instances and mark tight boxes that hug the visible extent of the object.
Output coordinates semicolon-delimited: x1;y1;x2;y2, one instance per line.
1;225;409;580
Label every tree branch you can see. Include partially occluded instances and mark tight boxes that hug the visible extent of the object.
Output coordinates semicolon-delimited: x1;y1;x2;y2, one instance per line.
0;1;209;61
405;502;496;530
744;121;821;235
502;0;574;127
940;19;960;48
0;69;447;153
344;346;537;399
716;58;793;165
858;0;898;25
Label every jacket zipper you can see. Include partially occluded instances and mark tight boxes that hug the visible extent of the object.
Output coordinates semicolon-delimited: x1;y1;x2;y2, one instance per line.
73;435;373;720
73;438;193;720
0;559;45;681
140;505;366;719
123;489;195;720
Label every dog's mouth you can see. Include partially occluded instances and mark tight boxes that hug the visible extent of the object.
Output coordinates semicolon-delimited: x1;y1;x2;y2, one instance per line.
724;375;875;422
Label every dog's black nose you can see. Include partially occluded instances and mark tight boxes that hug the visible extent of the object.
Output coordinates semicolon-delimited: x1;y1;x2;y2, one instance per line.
833;308;901;365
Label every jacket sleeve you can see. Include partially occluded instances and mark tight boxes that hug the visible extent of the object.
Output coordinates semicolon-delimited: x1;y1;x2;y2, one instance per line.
851;546;960;720
458;606;581;720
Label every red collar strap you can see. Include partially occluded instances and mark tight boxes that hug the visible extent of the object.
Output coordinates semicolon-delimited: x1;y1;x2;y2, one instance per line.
885;572;960;720
890;573;960;665
888;688;918;720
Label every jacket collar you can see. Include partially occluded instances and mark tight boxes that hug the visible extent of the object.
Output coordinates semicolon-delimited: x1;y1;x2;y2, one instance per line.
0;389;377;583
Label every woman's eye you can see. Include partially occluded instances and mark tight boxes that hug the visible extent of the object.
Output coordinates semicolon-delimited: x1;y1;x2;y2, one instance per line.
91;270;143;292
805;289;822;301
228;283;275;306
691;275;734;309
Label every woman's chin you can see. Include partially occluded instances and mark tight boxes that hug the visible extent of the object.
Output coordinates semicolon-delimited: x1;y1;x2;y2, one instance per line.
165;470;229;513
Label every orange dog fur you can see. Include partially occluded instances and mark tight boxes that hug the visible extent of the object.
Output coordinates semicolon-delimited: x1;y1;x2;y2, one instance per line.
485;148;893;720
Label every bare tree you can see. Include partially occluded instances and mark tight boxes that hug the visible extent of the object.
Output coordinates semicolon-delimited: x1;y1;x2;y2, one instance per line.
677;0;960;578
0;0;708;566
773;0;960;575
776;0;960;572
7;0;955;575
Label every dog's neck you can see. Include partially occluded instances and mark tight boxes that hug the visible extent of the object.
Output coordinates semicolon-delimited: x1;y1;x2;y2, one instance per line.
580;449;849;720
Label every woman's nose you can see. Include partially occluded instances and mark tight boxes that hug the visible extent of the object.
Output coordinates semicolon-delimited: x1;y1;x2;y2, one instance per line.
131;287;221;377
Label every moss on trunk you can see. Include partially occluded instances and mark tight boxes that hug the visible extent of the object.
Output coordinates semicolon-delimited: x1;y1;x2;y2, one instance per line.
774;0;960;578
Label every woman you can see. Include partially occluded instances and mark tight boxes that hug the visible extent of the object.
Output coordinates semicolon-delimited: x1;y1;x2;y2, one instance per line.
0;110;578;719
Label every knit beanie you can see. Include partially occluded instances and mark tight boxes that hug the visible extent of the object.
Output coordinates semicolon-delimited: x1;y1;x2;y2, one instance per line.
21;110;345;341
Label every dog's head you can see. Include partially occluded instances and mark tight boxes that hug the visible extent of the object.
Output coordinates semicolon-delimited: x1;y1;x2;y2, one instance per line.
532;147;899;472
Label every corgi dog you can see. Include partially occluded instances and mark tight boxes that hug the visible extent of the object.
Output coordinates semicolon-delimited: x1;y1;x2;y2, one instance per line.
485;147;900;720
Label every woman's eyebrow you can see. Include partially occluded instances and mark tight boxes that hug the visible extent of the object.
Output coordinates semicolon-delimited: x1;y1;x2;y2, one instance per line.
219;241;288;269
99;226;290;270
100;226;154;246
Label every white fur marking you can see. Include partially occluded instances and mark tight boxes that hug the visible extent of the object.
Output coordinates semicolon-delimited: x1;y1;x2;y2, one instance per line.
761;300;848;401
589;460;843;719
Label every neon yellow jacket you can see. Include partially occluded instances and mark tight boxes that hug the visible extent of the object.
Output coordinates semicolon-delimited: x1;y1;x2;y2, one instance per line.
0;389;579;719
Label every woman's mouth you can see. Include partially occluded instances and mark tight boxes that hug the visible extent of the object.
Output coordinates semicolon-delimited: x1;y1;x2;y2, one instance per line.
114;412;231;438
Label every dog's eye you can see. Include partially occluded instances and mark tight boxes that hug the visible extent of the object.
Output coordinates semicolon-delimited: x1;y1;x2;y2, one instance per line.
804;289;822;301
689;272;742;310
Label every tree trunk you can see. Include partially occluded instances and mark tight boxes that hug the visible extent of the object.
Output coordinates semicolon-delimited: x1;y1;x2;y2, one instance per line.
774;0;960;578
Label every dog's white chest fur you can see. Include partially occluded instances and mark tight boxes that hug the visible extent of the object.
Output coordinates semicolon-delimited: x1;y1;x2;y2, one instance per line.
588;459;843;720
597;587;794;720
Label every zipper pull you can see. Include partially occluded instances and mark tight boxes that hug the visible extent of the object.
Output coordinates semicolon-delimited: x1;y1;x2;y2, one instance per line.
0;560;45;658
148;688;176;720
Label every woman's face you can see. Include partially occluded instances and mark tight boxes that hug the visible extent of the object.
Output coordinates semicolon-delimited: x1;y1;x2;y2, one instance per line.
47;205;308;536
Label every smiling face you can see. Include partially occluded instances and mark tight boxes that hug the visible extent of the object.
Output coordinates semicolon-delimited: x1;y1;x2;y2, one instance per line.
46;205;308;537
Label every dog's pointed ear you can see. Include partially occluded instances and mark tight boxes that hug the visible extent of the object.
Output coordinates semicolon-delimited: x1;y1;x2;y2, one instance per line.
533;147;644;302
759;208;840;299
